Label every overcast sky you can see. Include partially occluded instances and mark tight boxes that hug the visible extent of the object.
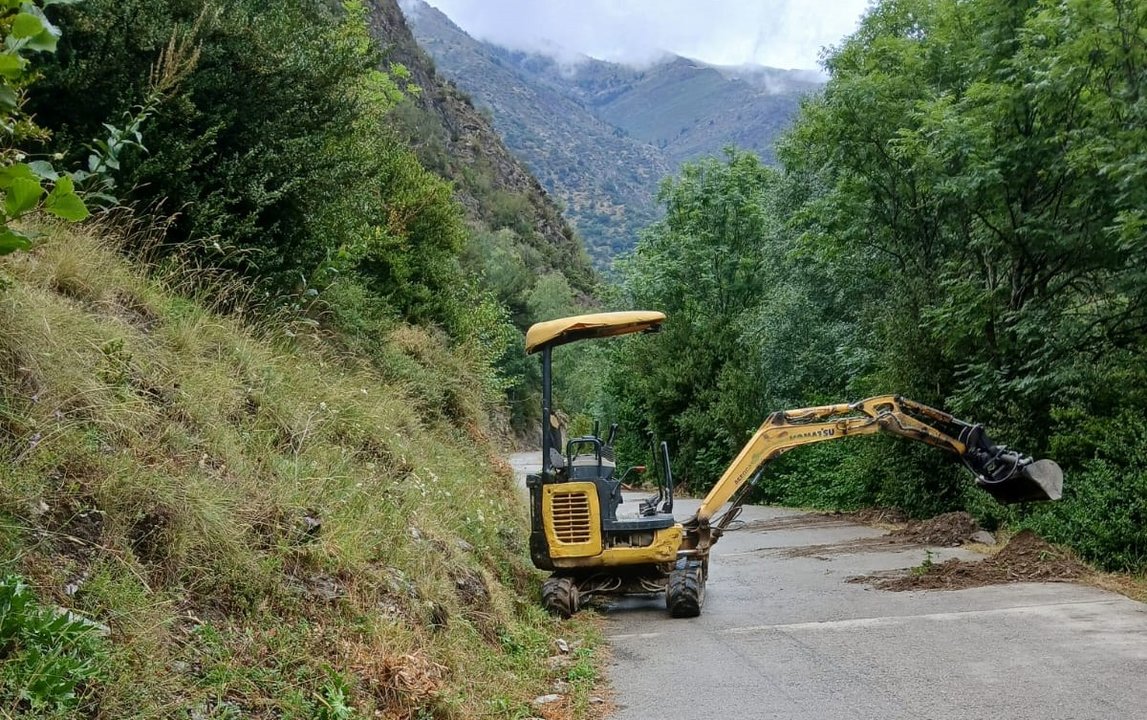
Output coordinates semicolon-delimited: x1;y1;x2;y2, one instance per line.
417;0;872;70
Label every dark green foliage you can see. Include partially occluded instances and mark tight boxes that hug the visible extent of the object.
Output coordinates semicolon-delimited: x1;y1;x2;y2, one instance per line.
33;0;468;330
777;0;1147;563
0;0;91;257
610;0;1147;570
608;150;785;490
38;0;359;283
783;0;1147;433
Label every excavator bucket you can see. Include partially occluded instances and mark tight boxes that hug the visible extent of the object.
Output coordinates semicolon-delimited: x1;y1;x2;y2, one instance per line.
976;458;1063;504
960;425;1063;504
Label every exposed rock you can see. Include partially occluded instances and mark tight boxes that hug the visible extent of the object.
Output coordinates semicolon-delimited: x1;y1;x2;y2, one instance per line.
970;530;996;545
532;693;562;707
287;572;344;602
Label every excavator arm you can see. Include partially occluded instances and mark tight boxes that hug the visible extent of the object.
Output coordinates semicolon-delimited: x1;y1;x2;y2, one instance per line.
680;395;1062;555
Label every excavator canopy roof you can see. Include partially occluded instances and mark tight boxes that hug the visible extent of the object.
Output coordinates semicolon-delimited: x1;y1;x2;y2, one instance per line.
525;311;665;354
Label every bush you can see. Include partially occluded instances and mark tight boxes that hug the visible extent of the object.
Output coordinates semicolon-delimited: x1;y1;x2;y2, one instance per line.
1018;408;1147;571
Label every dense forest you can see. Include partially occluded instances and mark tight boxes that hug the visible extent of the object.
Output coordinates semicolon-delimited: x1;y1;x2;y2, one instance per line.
608;0;1147;572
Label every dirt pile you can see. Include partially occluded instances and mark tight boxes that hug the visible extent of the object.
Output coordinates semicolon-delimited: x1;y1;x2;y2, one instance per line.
846;507;909;525
891;511;981;547
854;530;1090;591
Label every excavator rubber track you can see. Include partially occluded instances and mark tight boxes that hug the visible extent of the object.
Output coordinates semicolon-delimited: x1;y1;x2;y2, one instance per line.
666;559;704;618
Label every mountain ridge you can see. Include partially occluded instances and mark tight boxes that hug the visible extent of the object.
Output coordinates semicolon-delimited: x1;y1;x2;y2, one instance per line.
366;0;598;291
404;0;823;260
404;0;669;262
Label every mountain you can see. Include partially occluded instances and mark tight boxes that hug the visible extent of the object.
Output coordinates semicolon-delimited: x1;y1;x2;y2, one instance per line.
403;0;822;261
400;0;669;263
515;53;821;166
365;0;597;293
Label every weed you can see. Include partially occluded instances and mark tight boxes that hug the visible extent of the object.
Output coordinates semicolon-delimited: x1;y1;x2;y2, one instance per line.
567;646;597;684
314;671;356;720
0;574;107;711
911;550;936;577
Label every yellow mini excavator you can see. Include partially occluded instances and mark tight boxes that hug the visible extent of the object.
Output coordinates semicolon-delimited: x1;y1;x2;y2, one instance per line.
524;311;1063;618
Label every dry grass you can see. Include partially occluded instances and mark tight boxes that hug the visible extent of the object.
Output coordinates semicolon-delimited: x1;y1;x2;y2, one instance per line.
1090;572;1147;603
0;223;606;719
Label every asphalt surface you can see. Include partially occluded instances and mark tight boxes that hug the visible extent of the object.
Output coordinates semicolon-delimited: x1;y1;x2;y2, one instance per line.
509;453;1147;720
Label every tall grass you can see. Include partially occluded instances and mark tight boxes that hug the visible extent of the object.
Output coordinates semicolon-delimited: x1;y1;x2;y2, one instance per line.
0;221;601;719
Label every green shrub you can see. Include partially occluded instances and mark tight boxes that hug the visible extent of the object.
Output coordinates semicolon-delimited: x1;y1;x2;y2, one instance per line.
0;574;107;711
1016;408;1147;572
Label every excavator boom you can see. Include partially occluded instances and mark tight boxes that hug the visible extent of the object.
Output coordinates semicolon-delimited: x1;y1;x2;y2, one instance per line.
683;395;1061;554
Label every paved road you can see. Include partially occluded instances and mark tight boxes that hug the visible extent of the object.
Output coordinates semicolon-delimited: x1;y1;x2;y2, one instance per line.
509;453;1147;719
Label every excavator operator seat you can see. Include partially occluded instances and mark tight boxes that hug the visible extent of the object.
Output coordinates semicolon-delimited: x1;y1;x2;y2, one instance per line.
566;437;621;522
565;436;676;533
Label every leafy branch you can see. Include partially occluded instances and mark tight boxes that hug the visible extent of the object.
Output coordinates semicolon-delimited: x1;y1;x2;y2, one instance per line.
0;0;87;256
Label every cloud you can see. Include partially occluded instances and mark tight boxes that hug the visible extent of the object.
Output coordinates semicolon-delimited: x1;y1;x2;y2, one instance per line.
418;0;871;70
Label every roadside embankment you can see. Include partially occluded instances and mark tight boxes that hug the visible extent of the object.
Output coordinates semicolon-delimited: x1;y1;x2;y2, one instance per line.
0;224;603;719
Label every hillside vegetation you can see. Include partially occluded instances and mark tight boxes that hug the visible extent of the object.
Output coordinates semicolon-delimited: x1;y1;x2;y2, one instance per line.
0;223;601;718
0;0;609;717
608;0;1147;572
31;0;602;435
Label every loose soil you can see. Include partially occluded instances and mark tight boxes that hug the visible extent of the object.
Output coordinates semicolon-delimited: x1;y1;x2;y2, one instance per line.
783;535;914;558
740;513;858;532
846;507;910;525
851;530;1090;591
780;511;981;558
890;511;980;547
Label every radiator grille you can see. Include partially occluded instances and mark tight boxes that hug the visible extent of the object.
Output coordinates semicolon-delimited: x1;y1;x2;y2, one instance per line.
550;491;592;544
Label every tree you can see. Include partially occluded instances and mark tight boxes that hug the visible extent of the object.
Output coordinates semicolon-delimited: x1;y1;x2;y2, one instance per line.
608;150;782;489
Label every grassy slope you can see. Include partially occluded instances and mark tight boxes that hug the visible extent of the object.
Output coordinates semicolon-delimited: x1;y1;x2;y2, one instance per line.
0;223;601;719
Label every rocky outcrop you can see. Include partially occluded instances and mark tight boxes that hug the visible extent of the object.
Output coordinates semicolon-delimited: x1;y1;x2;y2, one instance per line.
365;0;596;292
